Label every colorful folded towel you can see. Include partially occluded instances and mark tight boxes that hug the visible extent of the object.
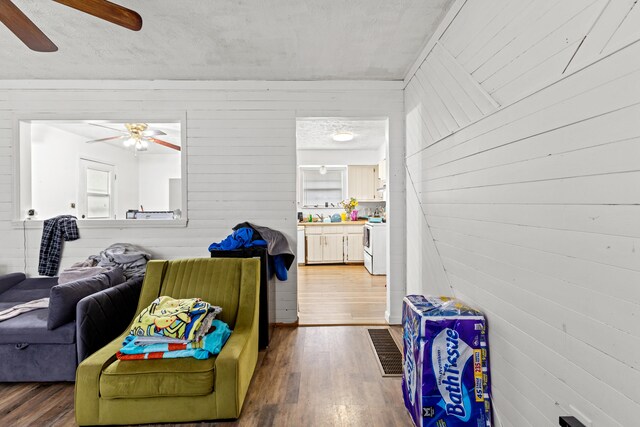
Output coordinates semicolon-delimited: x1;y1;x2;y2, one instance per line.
129;296;220;341
117;320;232;360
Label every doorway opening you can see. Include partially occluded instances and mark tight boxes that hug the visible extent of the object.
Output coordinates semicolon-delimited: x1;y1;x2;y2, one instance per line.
296;117;388;325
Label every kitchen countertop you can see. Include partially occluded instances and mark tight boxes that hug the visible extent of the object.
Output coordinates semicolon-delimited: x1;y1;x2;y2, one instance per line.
299;220;368;226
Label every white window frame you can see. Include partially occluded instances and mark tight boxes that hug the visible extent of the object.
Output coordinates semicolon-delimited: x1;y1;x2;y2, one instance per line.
12;112;188;228
299;165;347;208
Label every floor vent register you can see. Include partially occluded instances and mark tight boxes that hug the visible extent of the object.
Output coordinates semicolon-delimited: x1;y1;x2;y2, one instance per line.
367;328;403;377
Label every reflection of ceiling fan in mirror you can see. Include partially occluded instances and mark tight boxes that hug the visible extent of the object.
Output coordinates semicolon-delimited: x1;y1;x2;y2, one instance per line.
0;0;142;52
86;123;181;152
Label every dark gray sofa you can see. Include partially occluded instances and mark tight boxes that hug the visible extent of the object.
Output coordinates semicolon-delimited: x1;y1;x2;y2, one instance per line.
0;272;143;382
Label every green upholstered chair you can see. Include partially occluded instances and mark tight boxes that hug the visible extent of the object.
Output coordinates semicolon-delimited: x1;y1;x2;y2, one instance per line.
75;257;260;425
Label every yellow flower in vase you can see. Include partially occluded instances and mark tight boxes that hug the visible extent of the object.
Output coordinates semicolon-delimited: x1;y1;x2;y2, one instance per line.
340;198;359;220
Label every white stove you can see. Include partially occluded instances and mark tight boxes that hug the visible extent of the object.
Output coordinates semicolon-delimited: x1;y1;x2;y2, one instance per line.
363;222;386;275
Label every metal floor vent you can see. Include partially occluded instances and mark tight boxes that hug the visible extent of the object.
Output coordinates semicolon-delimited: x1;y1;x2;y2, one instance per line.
367;328;403;377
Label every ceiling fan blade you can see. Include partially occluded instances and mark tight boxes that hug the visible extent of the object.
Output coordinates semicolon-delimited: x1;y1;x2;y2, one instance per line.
89;122;128;133
142;129;167;137
86;135;126;144
0;0;58;52
146;137;181;151
53;0;142;31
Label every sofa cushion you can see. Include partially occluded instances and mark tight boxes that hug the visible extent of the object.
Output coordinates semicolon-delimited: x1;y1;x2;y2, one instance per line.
0;304;75;344
0;277;58;303
100;357;216;399
48;267;125;330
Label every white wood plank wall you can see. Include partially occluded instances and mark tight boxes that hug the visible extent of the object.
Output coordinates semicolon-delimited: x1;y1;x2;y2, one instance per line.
405;0;640;426
0;81;404;323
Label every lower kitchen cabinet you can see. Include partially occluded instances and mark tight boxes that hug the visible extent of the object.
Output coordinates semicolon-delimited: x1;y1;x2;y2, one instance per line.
303;223;364;264
306;235;324;263
306;234;344;264
323;235;345;263
345;233;364;262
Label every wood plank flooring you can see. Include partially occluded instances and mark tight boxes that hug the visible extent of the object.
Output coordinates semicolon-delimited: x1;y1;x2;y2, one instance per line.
0;326;411;427
297;265;387;325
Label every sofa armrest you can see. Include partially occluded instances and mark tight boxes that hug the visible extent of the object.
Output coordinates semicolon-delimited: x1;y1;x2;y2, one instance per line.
75;276;143;363
0;273;26;294
214;326;259;418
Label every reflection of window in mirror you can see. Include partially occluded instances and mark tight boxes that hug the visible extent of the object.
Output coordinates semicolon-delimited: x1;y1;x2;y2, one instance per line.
18;120;185;221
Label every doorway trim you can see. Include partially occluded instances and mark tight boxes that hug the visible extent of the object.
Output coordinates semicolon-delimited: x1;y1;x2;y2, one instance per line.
294;112;406;325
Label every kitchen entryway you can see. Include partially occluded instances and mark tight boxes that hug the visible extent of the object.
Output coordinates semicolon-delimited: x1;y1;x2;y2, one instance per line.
295;117;388;325
298;265;387;325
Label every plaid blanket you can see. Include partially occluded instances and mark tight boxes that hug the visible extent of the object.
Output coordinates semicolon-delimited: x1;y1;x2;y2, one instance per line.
38;215;79;276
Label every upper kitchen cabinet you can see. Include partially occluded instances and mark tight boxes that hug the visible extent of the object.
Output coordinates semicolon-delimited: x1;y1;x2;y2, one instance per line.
348;165;381;201
378;158;386;184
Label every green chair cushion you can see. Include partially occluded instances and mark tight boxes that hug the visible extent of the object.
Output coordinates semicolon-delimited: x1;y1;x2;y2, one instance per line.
99;357;216;399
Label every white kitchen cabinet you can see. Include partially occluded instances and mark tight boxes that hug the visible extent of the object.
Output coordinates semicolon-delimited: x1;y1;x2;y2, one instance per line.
303;224;364;264
348;165;378;201
297;226;306;264
377;158;387;201
306;235;324;263
378;158;386;183
345;233;364;262
323;234;345;263
305;226;344;264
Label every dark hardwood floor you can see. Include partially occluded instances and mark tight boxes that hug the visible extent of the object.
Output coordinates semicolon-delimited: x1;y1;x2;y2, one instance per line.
0;326;411;427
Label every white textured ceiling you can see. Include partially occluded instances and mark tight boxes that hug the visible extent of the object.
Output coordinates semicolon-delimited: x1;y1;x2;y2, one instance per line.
296;118;387;150
0;0;453;80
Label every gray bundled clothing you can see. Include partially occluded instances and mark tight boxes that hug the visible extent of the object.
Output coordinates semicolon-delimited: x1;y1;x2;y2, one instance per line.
79;243;151;279
58;266;111;285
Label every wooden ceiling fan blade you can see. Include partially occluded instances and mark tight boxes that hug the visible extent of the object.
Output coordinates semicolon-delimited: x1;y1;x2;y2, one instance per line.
147;137;181;151
0;0;57;52
142;129;167;137
86;135;126;144
53;0;142;31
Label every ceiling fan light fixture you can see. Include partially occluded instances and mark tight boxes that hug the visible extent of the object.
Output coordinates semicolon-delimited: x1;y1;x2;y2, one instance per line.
332;131;354;142
123;137;135;147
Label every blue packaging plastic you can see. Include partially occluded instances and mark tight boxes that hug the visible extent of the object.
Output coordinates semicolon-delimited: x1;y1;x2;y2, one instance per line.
402;295;492;427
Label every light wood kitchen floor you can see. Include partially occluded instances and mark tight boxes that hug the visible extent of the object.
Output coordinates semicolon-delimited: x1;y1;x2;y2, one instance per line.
297;264;387;325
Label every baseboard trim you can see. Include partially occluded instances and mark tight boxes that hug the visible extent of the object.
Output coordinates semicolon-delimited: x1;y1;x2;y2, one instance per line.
385;310;402;325
275;319;299;328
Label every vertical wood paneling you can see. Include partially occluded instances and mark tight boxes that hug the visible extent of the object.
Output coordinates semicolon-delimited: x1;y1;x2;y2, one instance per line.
404;0;640;425
0;81;404;323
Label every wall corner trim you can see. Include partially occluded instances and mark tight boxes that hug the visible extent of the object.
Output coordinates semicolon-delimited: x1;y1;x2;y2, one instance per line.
402;0;468;88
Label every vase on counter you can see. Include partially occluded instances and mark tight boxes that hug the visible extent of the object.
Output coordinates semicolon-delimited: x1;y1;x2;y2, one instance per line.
350;210;358;221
